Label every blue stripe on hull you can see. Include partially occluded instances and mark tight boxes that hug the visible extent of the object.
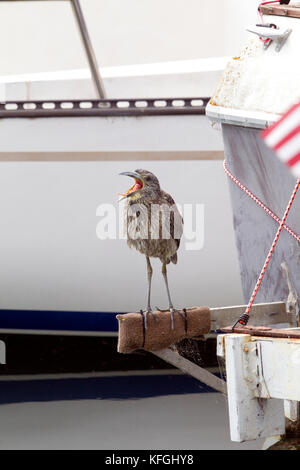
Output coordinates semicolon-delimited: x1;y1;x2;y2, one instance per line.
0;374;216;404
0;310;119;333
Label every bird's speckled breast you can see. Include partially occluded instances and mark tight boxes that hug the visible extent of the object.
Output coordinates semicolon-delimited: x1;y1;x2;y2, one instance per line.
123;196;182;264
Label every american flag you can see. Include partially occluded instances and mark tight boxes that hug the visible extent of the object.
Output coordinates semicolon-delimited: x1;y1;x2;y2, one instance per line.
261;101;300;178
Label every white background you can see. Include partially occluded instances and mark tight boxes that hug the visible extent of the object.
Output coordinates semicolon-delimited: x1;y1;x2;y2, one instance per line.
0;0;258;75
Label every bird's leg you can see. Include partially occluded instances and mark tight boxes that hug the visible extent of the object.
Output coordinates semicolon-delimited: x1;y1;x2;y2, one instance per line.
146;256;152;312
160;262;186;329
141;256;158;329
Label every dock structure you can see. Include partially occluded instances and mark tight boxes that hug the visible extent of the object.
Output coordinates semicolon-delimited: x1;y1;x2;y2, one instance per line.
117;297;300;447
217;327;300;448
150;309;300;448
201;1;300;448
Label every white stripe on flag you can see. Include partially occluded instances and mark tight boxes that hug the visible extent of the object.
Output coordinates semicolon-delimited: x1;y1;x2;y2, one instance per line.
275;132;300;163
264;105;300;148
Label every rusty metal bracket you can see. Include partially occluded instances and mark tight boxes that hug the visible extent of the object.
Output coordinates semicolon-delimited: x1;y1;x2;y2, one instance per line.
259;3;300;19
221;325;300;339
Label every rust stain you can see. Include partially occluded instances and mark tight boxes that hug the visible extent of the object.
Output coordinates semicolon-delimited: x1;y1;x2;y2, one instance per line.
222;324;300;340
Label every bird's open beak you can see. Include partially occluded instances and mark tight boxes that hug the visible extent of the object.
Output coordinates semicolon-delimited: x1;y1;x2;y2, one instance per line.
118;171;144;202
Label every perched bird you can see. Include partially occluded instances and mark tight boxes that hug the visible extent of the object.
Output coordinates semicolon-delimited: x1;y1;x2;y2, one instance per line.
119;169;184;328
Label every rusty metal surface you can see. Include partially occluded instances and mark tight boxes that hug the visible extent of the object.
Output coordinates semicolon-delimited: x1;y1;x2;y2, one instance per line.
0;98;209;118
259;3;300;18
222;324;300;339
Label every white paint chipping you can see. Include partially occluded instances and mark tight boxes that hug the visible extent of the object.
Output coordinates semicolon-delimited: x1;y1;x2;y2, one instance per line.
210;16;300;116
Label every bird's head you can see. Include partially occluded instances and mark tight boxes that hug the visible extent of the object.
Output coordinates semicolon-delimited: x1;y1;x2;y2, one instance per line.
118;169;160;201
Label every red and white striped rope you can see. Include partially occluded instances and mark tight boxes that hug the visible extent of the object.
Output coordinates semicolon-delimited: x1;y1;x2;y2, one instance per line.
223;160;300;243
245;178;300;317
223;160;300;325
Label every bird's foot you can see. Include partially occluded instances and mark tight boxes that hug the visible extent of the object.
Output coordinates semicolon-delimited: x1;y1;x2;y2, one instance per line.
155;306;187;330
139;308;158;329
170;307;187;330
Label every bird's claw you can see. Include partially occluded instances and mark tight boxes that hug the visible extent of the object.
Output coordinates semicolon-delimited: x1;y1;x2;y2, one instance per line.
139;308;158;329
170;307;187;330
155;306;187;330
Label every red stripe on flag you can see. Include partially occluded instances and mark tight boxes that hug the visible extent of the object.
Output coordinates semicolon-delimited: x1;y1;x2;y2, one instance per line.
273;124;300;150
287;152;300;168
261;102;300;138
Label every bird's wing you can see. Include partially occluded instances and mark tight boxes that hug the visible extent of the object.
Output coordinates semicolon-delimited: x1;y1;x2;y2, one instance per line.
150;191;183;244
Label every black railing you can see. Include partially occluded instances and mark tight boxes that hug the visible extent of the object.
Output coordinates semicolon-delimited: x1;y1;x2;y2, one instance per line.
0;97;210;118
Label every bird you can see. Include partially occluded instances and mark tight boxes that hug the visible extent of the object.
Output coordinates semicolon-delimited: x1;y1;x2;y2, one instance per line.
119;169;184;329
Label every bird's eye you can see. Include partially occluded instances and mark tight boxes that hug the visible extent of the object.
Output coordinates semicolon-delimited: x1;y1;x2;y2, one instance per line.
144;176;150;181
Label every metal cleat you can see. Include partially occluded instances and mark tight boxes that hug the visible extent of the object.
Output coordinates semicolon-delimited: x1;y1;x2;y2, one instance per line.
246;25;292;51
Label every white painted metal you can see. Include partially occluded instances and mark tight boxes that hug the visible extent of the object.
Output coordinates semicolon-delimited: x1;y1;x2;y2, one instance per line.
284;400;299;422
216;334;226;360
0;340;6;365
1;58;229;101
246;25;292;52
206;102;280;130
206;15;300;126
219;334;285;442
219;332;300;442
210;301;287;330
0;115;223;153
250;336;300;402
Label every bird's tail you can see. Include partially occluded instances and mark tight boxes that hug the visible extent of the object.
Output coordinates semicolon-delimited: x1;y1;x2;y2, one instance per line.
171;253;177;264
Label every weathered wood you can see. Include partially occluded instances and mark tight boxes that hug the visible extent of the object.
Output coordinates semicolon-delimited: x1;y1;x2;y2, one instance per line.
221;333;285;442
220;332;300;444
259;3;300;19
222;324;300;339
153;347;226;394
117;307;210;353
117;301;288;354
248;337;300;402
